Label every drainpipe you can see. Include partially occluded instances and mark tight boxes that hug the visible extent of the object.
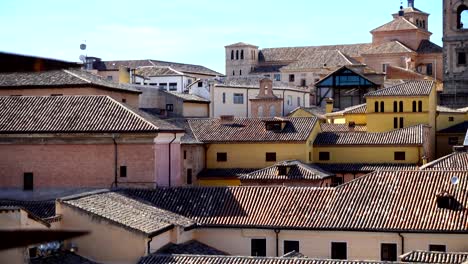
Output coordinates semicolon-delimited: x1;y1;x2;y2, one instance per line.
246;88;249;117
147;237;153;255
398;233;405;255
112;134;118;188
282;90;286;116
274;229;281;257
168;133;177;187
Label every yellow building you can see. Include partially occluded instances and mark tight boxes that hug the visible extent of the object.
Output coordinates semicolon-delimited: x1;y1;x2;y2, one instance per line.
325;103;367;125
188;116;321;186
435;106;468;157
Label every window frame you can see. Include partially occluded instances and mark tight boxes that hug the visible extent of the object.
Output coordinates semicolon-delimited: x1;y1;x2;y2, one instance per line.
217;152;227;162
394;151;406;161
266;152;277;162
289;74;295;82
381;243;397;261
233;93;244;104
429;244;446;252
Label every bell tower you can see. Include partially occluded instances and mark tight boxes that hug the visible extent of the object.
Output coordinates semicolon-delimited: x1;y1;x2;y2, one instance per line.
441;0;468;107
225;42;259;77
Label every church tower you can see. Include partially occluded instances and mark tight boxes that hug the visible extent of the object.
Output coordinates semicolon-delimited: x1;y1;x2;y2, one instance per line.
441;0;468;107
391;0;429;31
225;42;258;77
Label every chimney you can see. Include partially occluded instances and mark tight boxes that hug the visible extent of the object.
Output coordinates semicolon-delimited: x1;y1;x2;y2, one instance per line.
348;121;356;132
436;191;455;209
277;165;289;176
325;98;334;114
220;115;235;125
398;5;405;16
408;0;414;8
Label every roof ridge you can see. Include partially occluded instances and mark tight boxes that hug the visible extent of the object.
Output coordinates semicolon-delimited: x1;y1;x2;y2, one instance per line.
63;69;92;84
58;189;110;201
419;152;458;170
106;96;160;131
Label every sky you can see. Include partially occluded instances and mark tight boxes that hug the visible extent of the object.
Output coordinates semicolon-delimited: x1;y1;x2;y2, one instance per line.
0;0;442;74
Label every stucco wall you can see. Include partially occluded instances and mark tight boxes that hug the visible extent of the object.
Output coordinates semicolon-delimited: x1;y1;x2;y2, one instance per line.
183;102;209;117
181;145;205;185
313;146;422;164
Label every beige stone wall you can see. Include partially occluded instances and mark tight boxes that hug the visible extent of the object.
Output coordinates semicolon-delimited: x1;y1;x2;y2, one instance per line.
181;144;205;185
183;102;209;117
0;87;140;108
372;30;430;51
57;202;149;264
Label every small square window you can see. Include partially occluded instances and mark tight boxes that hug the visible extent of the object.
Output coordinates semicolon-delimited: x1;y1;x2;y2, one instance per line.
107;76;113;81
284;240;300;255
121;98;127;103
251;239;266;257
233;93;244;104
381;243;397;261
274;74;281;81
198;82;203;87
429;244;446;252
169;83;178;91
449;116;454;122
394;152;406;161
319;152;330;161
289;74;295;82
266;152;276;162
217;152;227;162
458;52;466;65
331;242;347;260
166;104;174;112
448;137;459;145
120;166;127;178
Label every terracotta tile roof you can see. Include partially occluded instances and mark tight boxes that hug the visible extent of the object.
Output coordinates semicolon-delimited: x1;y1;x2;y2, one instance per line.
30;251;101;264
437;121;468;134
156;240;228;255
288;106;326;119
259;44;372;62
417;40;443;54
394;7;429;15
419;152;468;170
134;66;184;77
0;69;141;93
314;124;426;146
60;191;195;236
225;42;258;48
281;50;361;71
138;255;416;264
316;163;419;173
400;250;468;263
364;80;434;97
240;160;334;181
122;170;468;232
215;76;295;89
371;17;419;32
326;104;367;117
0;95;182;133
198;168;259;179
320;124;367;132
98;60;222;76
363;41;414;55
0;200;55;219
437;106;466;113
189;117;318;143
165;91;210;103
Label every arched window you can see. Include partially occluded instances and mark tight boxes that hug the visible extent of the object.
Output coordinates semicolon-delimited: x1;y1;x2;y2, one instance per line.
416;19;420;27
240;50;244;60
236;50;239;60
258;106;264;118
231;50;234;60
457;5;468;29
374;101;379;113
412;101;417;112
269;105;276;117
380;101;385;112
422;20;426;29
418;101;422;112
399;101;403;112
393;101;398;112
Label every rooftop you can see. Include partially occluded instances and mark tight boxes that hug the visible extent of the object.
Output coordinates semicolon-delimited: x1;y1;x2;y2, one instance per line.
0;69;141;94
316;163;419;173
362;41;414;55
0;199;55;219
30;251;101;264
326;103;367;116
240;160;334;181
198;168;259;179
320;123;367;133
188;117;318;143
314;124;426;146
134;66;184;77
371;17;420;33
364;80;434;97
281;50;360;71
214;76;296;90
0;95;182;134
60;190;195;237
400;250;468;263
156;240;227;255
419;152;468;170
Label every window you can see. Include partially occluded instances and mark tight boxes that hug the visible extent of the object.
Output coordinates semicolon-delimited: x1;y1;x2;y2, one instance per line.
309;152;312;161
24;172;33;191
51;94;63;96
274;74;281;81
394;117;398;129
400;117;404;128
159;83;168;90
222;93;226;104
418;101;422;112
287;95;292;106
266;152;276;162
399;101;403;112
187;169;192;185
269;105;276;117
107;76;113;81
166;104;174;112
413;101;417;112
251;238;266;256
380;101;385;112
458;5;468;29
169;83;177;91
319;152;330;161
381;243;397;261
297;97;301;107
198;82;203;87
429;245;446;252
236;50;239;60
217;152;227;162
231;50;234;60
241;50;244;60
449;116;454;122
239;70;242;76
149;83;158;86
382;64;388;73
449;137;459;145
183;150;187;160
331;242;347;260
120;166;127;178
393;101;398;112
233;70;235;76
300;79;306;86
265;121;281;131
374;101;379;112
284;240;300;254
458;52;467;65
121;98;126;103
331;176;343;187
233;93;244;104
289;74;295;82
427;63;433;76
394;151;406;161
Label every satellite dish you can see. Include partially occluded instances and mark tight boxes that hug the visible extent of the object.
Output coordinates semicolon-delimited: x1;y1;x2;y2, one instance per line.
80;43;87;50
79;55;86;62
451;176;459;185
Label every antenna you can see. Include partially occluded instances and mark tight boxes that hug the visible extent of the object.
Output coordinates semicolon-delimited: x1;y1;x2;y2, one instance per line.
451;176;459;185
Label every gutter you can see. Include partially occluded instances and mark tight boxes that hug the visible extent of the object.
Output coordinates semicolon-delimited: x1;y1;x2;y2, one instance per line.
274;229;281;257
168;133;177;187
398;232;405;255
147;224;175;255
282;89;286;116
112;134;118;188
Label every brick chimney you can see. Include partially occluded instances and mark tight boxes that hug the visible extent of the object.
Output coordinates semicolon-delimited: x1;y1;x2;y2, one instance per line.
325;98;334;114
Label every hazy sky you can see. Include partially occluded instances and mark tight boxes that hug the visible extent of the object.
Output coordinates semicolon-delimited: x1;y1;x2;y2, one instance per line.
0;0;442;74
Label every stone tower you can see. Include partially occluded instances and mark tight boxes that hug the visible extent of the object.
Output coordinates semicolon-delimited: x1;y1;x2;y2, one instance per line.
442;0;468;107
392;0;430;31
250;78;282;118
225;42;258;77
